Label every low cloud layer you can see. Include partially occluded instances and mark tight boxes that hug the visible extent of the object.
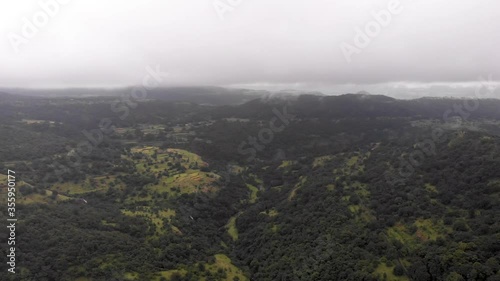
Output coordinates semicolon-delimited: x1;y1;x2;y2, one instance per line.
0;0;498;97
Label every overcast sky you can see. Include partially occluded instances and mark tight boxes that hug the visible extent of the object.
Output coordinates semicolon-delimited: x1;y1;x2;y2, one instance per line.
0;0;499;98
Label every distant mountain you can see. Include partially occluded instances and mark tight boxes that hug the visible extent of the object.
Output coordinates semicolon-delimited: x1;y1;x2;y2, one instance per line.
144;87;268;105
0;86;270;106
0;91;42;103
2;87;500;115
0;88;121;98
206;92;500;121
0;91;19;100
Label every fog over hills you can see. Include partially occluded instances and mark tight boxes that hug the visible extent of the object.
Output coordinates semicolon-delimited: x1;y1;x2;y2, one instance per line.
1;85;499;106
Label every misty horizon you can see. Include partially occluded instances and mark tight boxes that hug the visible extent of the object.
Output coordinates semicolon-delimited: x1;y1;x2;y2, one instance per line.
1;0;499;99
1;82;499;100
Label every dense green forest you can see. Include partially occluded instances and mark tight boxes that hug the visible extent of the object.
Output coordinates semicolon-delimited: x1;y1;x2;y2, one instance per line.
0;91;499;280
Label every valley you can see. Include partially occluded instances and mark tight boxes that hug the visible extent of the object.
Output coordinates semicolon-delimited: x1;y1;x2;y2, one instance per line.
0;92;499;280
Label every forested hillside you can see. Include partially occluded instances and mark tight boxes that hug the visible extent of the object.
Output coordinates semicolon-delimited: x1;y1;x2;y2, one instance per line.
0;92;499;281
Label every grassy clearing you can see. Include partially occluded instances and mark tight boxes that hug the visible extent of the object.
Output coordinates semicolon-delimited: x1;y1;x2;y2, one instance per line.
349;205;361;212
121;208;176;236
52;175;125;195
488;179;500;187
224;117;250;122
312;155;333;168
388;219;451;248
414;218;451;241
153;254;248;281
288;176;307;201
249;174;263;185
140;124;165;135
0;174;71;204
425;183;438;193
344;153;369;174
9;182;72;204
21;119;58;124
166;148;207;166
149;170;219;196
46;189;71;200
348;181;370;197
278;160;295;169
52;181;89;194
329;153;366;180
347;204;375;222
347;155;359;167
101;220;118;227
124;272;140;280
228;164;245;174
246;184;258;203
206;254;249;281
130;146;219;197
260;209;279;217
271;225;279;233
268;209;279;217
447;132;465;148
387;223;416;249
19;191;61;204
359;210;375;222
0;174;10;204
226;215;239;241
487;180;500;201
342;180;370;201
373;262;409;281
154;269;188;281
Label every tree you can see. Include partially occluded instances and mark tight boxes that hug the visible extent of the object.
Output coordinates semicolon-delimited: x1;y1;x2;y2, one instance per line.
445;272;465;281
50;190;58;200
393;264;405;276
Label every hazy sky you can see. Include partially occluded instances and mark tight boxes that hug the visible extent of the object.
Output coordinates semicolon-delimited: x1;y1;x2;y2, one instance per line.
0;0;499;97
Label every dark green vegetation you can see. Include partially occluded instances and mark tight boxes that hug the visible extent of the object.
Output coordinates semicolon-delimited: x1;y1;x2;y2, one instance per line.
0;90;499;280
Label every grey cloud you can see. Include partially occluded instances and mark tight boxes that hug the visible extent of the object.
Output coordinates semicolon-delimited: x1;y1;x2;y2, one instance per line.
0;0;498;96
